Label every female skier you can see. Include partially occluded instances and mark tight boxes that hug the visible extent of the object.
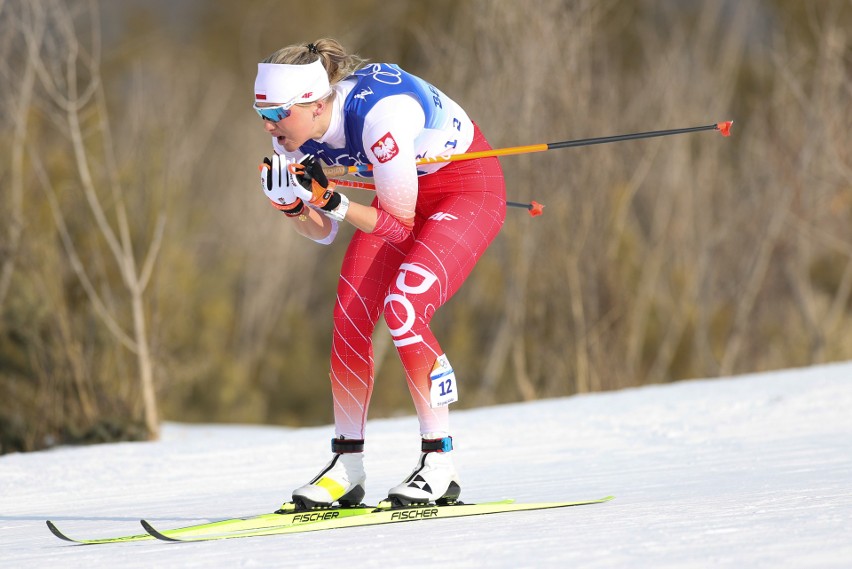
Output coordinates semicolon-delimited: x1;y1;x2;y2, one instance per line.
254;39;505;509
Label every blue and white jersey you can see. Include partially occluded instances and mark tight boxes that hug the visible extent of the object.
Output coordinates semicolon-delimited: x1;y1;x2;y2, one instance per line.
299;63;473;176
272;63;474;241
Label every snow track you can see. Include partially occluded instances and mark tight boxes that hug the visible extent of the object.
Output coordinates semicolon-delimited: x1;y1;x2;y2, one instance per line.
2;361;851;568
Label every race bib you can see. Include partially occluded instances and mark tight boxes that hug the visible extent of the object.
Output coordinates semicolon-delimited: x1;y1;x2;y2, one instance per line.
429;354;458;408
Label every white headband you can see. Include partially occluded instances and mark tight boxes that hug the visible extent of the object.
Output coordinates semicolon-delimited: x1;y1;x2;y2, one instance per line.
254;58;330;106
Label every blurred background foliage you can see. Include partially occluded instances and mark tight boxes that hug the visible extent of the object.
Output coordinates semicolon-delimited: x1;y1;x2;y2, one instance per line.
1;0;851;453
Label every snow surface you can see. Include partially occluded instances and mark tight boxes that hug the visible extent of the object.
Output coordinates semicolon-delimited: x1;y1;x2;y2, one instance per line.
2;361;851;568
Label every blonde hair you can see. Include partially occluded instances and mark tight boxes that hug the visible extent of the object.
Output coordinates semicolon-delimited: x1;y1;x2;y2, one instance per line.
262;38;369;100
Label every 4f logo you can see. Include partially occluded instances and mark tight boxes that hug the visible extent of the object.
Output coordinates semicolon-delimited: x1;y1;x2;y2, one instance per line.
428;212;458;222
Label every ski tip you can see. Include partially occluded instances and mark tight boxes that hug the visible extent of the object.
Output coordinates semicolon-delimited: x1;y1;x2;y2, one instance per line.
140;519;181;542
46;520;76;542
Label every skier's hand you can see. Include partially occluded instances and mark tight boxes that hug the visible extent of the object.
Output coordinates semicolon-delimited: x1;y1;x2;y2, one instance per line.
289;154;337;209
260;154;304;215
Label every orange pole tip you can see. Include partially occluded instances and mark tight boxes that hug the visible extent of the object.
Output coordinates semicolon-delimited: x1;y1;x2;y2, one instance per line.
529;201;545;217
717;121;733;137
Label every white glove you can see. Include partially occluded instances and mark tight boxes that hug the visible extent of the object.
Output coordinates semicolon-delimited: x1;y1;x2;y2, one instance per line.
260;154;299;207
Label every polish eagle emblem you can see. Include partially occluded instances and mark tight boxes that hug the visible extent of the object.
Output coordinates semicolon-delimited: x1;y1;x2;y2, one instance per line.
371;132;399;163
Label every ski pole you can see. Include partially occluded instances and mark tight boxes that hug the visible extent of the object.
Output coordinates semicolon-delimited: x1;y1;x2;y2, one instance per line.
323;121;733;178
331;177;545;217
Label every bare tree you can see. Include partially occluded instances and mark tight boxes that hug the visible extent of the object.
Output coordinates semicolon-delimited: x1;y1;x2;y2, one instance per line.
0;1;42;310
15;0;163;436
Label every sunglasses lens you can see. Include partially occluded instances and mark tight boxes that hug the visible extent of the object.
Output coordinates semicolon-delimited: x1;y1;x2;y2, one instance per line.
256;105;290;122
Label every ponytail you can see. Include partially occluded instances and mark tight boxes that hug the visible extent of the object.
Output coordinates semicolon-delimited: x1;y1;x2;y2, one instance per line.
261;38;368;86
